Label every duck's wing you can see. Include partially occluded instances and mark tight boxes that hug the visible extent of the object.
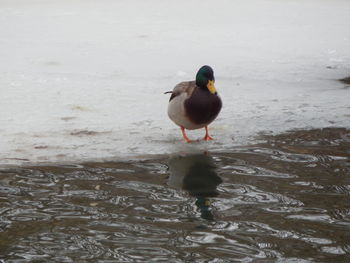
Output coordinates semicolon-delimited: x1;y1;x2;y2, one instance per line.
166;81;196;102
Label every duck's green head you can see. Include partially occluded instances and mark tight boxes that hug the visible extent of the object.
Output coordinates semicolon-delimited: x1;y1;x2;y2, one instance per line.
196;65;216;94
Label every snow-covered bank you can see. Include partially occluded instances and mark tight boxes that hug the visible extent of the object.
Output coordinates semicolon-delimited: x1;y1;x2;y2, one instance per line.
1;0;349;165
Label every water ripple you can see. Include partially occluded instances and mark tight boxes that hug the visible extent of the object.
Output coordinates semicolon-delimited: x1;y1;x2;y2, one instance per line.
0;128;349;262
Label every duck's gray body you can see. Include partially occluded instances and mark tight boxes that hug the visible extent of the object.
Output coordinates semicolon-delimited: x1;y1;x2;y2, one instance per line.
167;81;222;130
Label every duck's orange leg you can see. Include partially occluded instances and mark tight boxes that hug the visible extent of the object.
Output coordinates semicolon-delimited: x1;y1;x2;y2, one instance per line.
181;126;192;143
203;126;214;141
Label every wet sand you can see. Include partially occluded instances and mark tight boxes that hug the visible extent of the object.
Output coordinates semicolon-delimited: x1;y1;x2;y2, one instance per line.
340;77;350;85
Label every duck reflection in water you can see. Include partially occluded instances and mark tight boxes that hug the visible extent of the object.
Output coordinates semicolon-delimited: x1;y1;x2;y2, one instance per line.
167;153;222;220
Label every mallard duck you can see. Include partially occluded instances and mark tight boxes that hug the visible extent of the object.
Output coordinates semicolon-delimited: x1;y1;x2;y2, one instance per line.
165;65;222;143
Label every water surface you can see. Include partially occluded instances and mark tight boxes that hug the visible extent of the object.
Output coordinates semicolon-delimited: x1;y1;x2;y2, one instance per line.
0;128;349;262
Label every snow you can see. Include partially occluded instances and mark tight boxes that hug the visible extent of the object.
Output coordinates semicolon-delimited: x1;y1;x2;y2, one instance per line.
0;0;349;165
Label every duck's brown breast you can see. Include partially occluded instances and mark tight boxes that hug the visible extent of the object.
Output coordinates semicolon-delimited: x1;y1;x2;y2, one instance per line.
184;87;222;125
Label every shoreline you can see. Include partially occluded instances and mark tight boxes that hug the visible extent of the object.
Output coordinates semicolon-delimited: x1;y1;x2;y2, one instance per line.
1;127;348;169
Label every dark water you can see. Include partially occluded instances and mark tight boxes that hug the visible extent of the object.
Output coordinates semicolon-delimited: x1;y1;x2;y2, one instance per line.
0;128;349;262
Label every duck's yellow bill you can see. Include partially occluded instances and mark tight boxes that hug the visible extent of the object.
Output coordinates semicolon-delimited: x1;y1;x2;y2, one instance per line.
207;80;217;94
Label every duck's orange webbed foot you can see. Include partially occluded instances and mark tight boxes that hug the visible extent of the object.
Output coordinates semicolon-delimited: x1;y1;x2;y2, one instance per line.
203;126;214;141
203;134;214;141
181;126;192;143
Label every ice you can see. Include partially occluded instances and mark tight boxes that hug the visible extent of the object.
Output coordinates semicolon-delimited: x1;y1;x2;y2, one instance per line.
0;0;349;165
